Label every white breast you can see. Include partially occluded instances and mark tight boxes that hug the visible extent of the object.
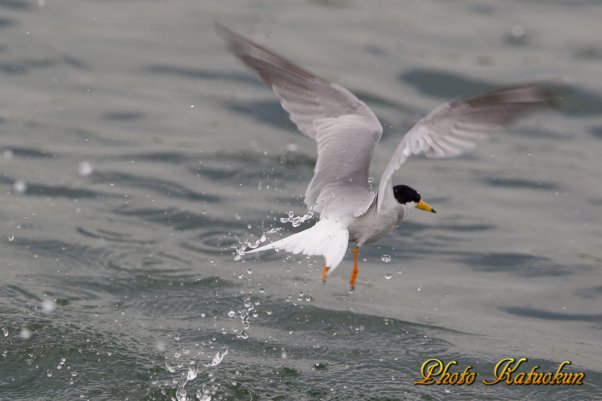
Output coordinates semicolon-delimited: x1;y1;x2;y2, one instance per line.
348;202;407;246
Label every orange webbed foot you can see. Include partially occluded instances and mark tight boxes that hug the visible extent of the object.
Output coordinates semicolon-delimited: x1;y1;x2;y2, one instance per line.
350;246;359;291
322;265;330;284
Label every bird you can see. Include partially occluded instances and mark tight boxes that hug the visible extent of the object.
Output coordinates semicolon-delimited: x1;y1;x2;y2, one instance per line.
215;22;560;291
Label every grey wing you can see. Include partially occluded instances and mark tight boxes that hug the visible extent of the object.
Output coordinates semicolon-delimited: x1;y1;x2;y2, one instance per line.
215;23;383;213
376;82;563;215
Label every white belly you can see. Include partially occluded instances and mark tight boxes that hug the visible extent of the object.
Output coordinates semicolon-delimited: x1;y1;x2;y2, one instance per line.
348;203;406;245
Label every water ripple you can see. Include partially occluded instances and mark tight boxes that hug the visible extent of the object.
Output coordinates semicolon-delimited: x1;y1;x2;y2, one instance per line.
460;252;578;277
145;63;263;86
484;177;559;190
504;306;602;322
92;171;220;203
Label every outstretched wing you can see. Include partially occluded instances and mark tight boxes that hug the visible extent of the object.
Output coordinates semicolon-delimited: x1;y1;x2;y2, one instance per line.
215;22;383;213
375;82;562;215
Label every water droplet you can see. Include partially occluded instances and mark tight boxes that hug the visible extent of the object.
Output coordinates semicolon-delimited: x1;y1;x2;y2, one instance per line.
227;311;236;318
384;273;392;280
8;235;14;242
42;299;56;313
187;363;198;381
266;310;272;316
259;287;265;294
281;351;287;359
238;330;248;339
46;369;52;377
199;394;212;401
510;24;525;39
176;387;187;401
165;361;176;373
247;268;252;275
77;161;93;177
288;211;294;218
204;348;228;367
381;254;392;263
2;328;8;337
19;328;31;339
13;180;27;194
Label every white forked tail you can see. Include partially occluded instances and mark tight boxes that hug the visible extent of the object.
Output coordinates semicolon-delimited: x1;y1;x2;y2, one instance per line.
246;218;349;272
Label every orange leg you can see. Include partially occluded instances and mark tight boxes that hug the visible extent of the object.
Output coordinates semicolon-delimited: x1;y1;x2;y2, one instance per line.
350;246;359;291
321;265;330;284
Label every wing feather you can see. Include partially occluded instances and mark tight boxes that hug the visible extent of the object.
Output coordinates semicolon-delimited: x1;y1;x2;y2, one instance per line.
376;82;563;215
216;22;383;213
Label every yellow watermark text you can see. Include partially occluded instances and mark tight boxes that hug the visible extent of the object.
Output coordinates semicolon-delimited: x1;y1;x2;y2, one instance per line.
413;357;585;386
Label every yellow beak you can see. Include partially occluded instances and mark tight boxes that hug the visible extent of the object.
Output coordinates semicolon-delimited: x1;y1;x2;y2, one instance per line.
416;199;436;213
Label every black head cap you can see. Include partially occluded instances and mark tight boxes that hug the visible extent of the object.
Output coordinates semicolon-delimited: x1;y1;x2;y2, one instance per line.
393;185;421;205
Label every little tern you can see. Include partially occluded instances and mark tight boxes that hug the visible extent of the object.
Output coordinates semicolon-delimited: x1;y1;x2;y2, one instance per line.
216;22;559;290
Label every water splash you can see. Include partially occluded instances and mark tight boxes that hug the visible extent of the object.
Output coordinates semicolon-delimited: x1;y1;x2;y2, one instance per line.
280;209;314;227
169;344;229;401
233;227;281;261
203;348;228;368
233;206;318;262
166;294;259;400
187;362;198;380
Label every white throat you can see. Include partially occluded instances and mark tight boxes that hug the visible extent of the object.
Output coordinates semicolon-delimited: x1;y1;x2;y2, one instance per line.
400;201;417;220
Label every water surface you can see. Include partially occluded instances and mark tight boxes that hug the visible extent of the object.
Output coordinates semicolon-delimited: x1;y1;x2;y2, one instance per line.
1;0;601;400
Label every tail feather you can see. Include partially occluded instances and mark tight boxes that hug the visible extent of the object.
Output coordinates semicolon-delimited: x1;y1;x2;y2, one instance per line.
246;218;349;272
